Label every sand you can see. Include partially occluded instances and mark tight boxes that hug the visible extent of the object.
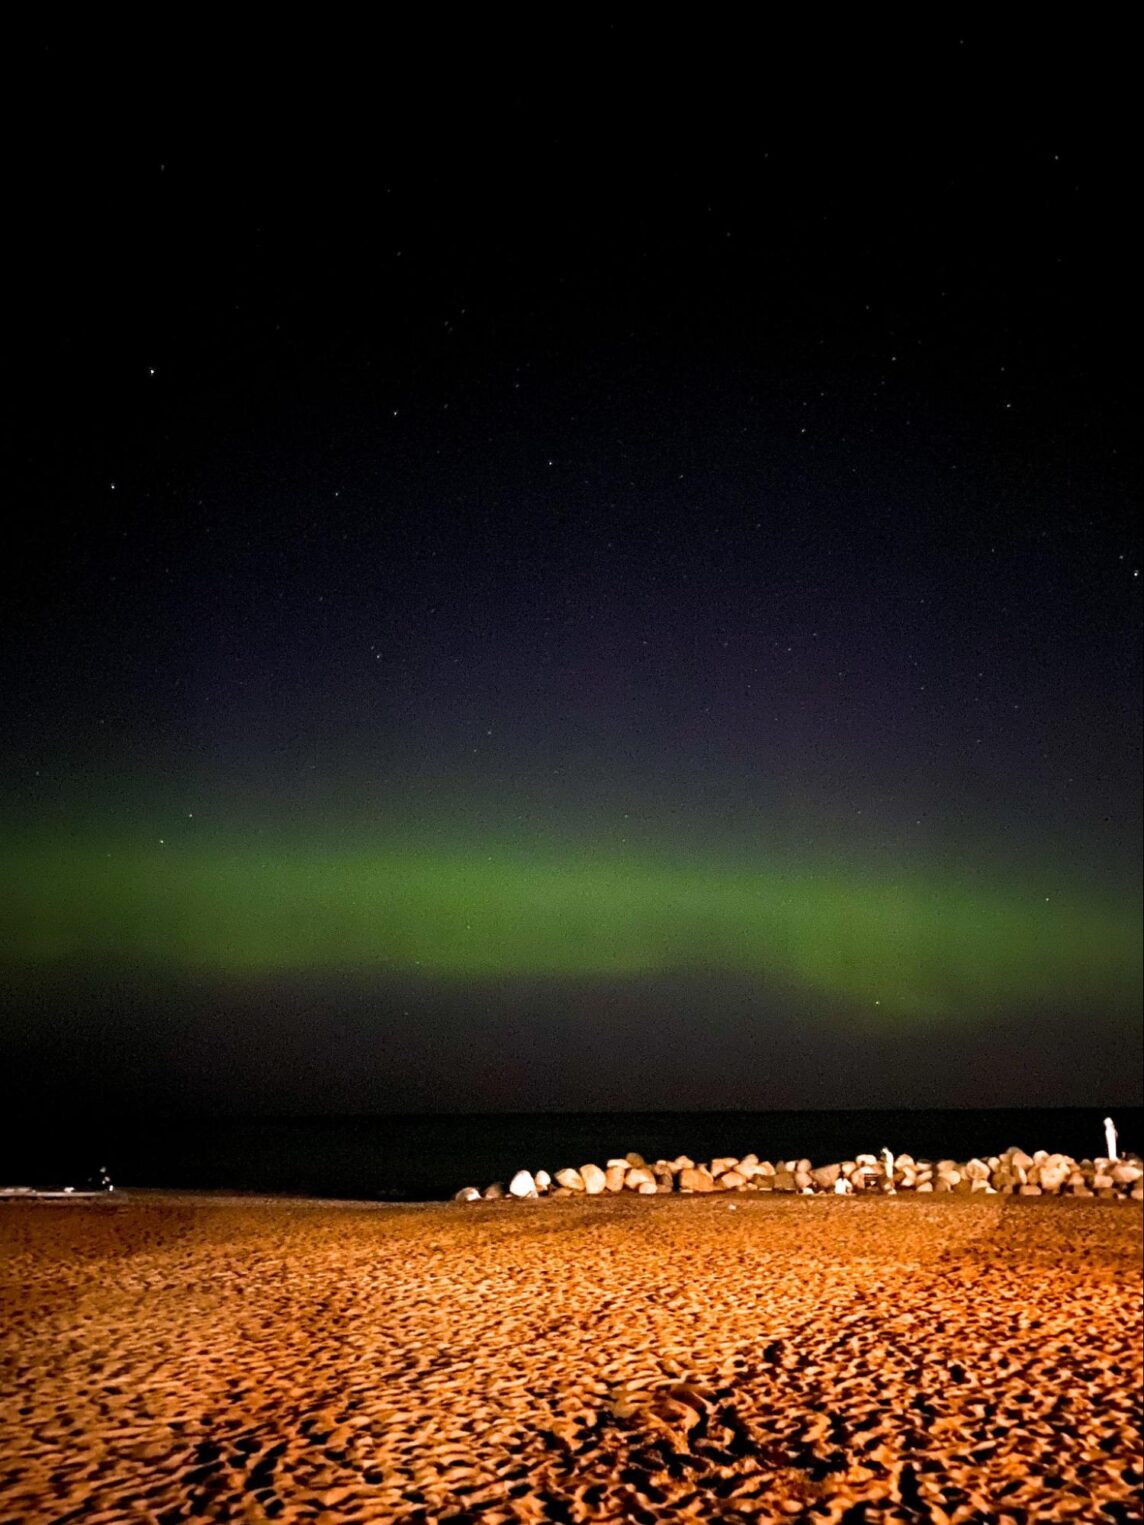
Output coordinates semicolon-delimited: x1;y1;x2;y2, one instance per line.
0;1194;1139;1524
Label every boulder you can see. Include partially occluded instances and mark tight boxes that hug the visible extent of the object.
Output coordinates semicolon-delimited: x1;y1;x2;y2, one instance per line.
812;1163;842;1190
454;1186;481;1202
719;1170;747;1190
1019;1184;1042;1195
554;1168;585;1192
625;1151;647;1169
1112;1162;1142;1184
580;1163;607;1195
1092;1173;1114;1191
534;1170;551;1191
637;1181;658;1195
711;1157;739;1178
483;1182;505;1200
772;1169;797;1193
508;1170;537;1199
964;1158;990;1181
679;1166;715;1192
625;1167;656;1191
604;1164;626;1193
793;1169;814;1190
671;1155;695;1172
1038;1158;1071;1193
653;1163;675;1190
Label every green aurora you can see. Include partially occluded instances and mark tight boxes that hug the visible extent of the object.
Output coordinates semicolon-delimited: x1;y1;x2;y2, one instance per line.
2;831;1138;1022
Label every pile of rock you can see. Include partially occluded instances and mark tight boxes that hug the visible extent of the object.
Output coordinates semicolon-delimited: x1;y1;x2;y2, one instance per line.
455;1147;1144;1203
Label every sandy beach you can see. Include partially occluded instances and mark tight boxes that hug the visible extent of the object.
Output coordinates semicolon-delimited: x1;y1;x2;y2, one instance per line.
0;1194;1139;1524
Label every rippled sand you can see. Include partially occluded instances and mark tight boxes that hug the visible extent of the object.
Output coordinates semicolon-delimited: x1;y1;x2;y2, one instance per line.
0;1194;1140;1523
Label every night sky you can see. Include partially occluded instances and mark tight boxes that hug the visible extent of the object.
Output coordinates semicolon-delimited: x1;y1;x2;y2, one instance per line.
2;22;1140;1117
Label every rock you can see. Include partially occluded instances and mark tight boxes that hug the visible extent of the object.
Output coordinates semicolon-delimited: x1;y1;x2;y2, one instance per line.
604;1165;626;1193
1038;1158;1071;1193
756;1160;776;1177
1092;1173;1114;1191
1132;1185;1143;1202
1007;1148;1034;1170
454;1186;481;1202
679;1166;715;1192
916;1181;933;1192
534;1170;551;1191
625;1167;656;1191
719;1170;747;1190
711;1157;739;1178
739;1153;759;1173
554;1168;585;1192
964;1158;990;1181
637;1181;658;1195
834;1176;852;1194
812;1164;842;1190
483;1183;505;1200
793;1169;813;1190
855;1153;878;1167
551;1186;573;1197
1112;1162;1142;1184
772;1170;797;1193
653;1163;675;1190
606;1158;630;1170
625;1151;647;1169
580;1163;607;1195
508;1170;537;1199
1019;1184;1042;1196
671;1155;695;1172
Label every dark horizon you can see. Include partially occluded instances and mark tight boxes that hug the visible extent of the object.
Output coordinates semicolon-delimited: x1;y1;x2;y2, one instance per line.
2;19;1140;1120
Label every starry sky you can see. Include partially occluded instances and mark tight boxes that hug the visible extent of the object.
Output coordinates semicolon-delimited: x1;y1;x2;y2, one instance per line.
2;21;1140;1116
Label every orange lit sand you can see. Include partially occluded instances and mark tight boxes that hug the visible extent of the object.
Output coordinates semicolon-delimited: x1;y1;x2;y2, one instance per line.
0;1194;1140;1523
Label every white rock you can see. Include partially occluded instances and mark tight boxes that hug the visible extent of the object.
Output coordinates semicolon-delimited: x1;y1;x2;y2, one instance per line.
509;1170;537;1199
454;1186;481;1202
554;1167;585;1191
534;1170;551;1191
580;1163;607;1195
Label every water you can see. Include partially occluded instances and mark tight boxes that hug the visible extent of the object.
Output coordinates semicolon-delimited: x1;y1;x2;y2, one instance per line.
4;1108;1139;1200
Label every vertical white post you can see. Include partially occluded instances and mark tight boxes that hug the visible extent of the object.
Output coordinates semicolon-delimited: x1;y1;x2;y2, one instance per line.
882;1147;894;1189
1104;1116;1118;1162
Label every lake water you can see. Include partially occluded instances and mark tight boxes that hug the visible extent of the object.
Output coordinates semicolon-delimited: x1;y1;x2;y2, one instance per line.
5;1108;1140;1200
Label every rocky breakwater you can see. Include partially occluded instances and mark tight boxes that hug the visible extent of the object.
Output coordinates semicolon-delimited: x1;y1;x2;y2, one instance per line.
455;1147;1144;1203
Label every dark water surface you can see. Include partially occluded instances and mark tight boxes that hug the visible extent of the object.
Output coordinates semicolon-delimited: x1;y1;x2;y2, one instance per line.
5;1109;1140;1201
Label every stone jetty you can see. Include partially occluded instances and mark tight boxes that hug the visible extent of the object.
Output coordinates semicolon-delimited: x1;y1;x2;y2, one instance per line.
457;1145;1144;1202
